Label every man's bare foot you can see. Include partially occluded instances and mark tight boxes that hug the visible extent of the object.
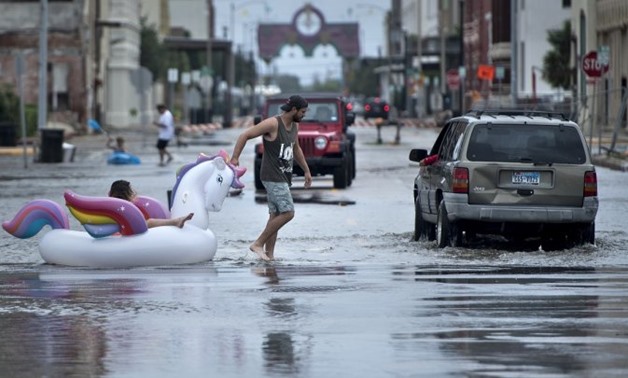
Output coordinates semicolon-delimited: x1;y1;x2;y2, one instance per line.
249;245;270;261
176;213;194;228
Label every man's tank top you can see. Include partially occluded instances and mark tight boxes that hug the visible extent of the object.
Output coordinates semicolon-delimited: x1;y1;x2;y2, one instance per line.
260;116;298;185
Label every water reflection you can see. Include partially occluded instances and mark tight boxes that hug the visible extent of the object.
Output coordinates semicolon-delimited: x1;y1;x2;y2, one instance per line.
263;332;299;375
0;271;108;376
0;314;108;376
390;265;628;376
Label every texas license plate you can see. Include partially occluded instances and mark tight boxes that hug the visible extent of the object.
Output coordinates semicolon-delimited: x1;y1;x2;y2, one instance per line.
512;171;540;185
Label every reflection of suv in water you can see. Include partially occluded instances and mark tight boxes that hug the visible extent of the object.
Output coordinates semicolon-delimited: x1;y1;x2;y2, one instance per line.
254;93;356;190
408;110;598;250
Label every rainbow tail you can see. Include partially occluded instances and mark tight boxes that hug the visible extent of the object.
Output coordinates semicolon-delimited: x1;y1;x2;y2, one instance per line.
2;199;70;239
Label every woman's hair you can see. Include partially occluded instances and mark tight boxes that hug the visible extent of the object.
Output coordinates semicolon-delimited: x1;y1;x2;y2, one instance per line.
109;180;136;201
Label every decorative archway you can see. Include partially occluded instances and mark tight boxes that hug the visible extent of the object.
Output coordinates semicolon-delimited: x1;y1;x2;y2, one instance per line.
257;3;359;63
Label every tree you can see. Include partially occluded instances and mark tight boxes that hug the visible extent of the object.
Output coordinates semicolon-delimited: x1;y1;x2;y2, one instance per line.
345;58;384;97
139;18;166;81
542;20;572;90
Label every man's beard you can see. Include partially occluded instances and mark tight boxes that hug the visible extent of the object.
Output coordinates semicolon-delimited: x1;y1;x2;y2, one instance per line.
293;113;303;122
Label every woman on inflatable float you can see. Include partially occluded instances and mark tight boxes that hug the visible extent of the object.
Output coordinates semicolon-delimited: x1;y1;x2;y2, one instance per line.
2;150;246;268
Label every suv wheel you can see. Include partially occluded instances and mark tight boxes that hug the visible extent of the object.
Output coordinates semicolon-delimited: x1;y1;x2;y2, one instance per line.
333;157;349;189
436;201;463;248
577;222;595;245
413;197;424;241
414;196;435;241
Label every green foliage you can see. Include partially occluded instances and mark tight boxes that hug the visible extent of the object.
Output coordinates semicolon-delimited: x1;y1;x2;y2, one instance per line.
140;18;166;81
0;85;38;137
542;20;572;90
275;75;302;93
346;58;384;97
309;78;342;92
0;84;19;124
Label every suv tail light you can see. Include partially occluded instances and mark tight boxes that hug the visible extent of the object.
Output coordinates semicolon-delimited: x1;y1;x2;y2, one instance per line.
364;104;371;112
583;171;597;197
453;167;469;193
383;104;390;112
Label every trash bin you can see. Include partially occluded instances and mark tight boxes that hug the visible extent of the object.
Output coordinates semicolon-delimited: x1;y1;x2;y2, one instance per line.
0;122;17;146
62;142;76;162
39;129;64;163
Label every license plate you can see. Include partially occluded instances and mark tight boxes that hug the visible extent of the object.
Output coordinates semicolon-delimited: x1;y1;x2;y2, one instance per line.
512;171;540;185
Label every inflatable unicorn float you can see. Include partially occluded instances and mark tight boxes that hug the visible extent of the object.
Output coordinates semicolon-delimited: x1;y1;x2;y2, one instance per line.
2;150;246;268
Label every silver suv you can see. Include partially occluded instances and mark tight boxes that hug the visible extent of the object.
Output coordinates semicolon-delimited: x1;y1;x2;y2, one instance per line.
409;110;598;250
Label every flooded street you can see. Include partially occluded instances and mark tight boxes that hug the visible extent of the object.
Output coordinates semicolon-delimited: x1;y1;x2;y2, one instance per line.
1;126;628;377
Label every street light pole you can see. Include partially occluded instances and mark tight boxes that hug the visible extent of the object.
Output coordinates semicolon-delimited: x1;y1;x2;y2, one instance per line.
206;0;213;121
38;0;48;131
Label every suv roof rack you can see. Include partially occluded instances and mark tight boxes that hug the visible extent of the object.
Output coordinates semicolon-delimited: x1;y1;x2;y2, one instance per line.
465;109;568;121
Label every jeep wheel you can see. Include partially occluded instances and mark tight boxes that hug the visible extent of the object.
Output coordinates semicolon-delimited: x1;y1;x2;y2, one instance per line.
436;202;462;248
346;151;354;187
254;158;264;191
333;158;349;189
350;146;356;179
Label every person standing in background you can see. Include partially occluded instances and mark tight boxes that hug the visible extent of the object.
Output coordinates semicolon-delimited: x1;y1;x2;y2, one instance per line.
153;104;174;166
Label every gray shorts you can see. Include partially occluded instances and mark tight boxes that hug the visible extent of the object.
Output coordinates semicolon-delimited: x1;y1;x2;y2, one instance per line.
262;181;294;214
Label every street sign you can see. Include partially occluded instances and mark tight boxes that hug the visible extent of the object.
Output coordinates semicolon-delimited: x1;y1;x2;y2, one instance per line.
446;69;460;90
582;50;609;78
495;66;505;81
477;65;495;81
167;68;179;83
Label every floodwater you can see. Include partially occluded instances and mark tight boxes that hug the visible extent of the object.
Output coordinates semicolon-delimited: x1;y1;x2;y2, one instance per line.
1;126;628;377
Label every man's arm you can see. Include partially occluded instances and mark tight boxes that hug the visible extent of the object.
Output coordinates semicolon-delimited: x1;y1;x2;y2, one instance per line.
230;117;277;166
292;125;312;188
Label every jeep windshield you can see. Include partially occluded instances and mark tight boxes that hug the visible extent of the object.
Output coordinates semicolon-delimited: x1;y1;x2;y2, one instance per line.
267;101;339;123
467;123;587;164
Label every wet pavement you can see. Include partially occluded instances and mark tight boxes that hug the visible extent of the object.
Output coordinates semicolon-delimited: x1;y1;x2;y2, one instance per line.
1;125;628;377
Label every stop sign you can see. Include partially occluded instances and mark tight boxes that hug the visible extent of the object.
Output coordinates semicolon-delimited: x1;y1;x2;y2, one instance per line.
582;51;609;78
446;69;460;90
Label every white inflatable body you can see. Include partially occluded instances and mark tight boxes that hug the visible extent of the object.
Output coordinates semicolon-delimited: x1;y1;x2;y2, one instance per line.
2;151;246;268
39;227;216;268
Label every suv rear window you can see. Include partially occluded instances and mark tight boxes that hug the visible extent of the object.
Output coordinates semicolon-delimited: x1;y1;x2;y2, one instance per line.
467;123;587;164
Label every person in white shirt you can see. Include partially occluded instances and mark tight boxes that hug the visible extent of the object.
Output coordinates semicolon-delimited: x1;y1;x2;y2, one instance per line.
153;104;175;166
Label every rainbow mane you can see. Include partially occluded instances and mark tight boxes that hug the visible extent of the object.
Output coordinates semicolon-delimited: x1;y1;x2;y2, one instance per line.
64;191;148;237
2;199;70;239
170;149;246;202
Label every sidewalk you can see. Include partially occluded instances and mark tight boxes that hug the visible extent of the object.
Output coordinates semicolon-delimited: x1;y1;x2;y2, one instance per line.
2;121;628;172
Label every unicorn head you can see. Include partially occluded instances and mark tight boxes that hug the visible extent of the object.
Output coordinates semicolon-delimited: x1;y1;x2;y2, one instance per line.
170;150;246;229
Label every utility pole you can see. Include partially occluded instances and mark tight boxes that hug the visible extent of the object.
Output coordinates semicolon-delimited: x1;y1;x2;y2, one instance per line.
439;0;447;96
416;0;423;118
206;0;213;121
38;0;48;131
510;0;518;106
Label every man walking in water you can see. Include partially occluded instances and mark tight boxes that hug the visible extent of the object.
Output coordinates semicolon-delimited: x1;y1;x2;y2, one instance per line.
153;104;174;166
230;95;312;261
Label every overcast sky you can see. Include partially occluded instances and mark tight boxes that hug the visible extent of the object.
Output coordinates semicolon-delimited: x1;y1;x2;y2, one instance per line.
171;0;391;86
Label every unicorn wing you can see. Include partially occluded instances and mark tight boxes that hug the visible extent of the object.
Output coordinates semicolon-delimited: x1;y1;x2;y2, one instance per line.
133;195;170;219
64;191;148;237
